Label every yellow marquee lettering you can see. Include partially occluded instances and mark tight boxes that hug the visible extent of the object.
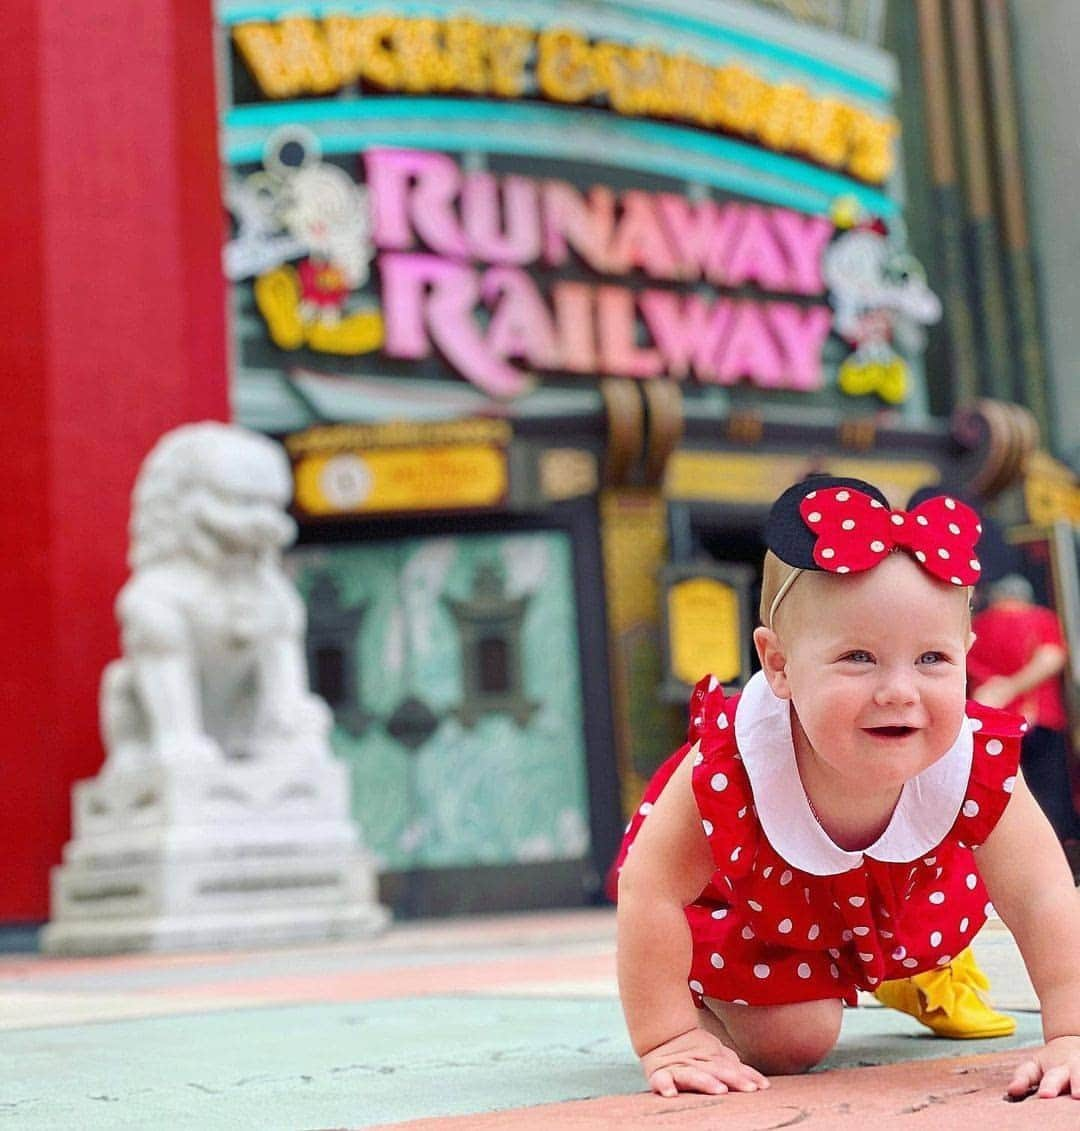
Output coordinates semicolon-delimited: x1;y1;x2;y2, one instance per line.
756;83;812;151
445;17;487;94
348;15;401;89
593;42;658;116
802;97;851;168
710;64;770;136
232;15;896;184
273;18;336;95
663;54;712;123
754;84;793;150
233;19;337;98
233;24;294;97
847;114;898;184
641;49;684;117
394;18;456;92
537;28;595;104
321;15;364;85
486;25;534;97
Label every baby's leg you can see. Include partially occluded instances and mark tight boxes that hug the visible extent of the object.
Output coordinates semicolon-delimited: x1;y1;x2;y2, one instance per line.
699;996;843;1075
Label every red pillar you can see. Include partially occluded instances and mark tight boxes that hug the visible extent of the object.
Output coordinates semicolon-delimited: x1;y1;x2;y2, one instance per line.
0;0;228;920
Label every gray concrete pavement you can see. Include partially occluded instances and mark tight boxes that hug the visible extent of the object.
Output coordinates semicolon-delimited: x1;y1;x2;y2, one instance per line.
0;912;1056;1129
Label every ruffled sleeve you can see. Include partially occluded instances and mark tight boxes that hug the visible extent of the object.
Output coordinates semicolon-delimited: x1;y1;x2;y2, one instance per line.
950;701;1025;848
685;673;739;764
687;675;754;887
606;675;755;902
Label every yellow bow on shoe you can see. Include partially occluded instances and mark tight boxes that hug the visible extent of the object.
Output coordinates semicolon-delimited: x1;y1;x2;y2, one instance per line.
874;947;1016;1039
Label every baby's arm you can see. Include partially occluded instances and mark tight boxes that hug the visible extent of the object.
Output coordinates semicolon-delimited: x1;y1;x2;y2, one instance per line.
616;746;768;1097
975;771;1080;1099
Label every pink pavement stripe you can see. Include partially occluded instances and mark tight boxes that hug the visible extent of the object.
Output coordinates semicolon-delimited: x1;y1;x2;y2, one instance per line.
370;910;615;949
151;951;616;1003
365;1051;1077;1131
0;950;260;981
0;910;617;985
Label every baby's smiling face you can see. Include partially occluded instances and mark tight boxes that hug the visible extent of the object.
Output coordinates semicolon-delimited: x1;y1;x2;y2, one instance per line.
758;553;972;796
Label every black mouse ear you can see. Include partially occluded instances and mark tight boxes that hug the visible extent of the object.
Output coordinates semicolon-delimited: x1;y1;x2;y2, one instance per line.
906;484;965;510
765;475;891;568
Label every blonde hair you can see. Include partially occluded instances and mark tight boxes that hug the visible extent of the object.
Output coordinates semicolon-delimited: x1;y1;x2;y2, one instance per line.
759;550;803;630
758;549;973;634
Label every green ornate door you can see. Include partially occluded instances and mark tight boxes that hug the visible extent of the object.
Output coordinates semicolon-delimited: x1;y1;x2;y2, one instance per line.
289;530;592;908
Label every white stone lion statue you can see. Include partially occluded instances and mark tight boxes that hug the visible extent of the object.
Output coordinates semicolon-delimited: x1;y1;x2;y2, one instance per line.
100;421;332;772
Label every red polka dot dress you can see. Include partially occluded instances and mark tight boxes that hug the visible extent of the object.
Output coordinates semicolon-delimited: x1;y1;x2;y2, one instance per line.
612;671;1023;1009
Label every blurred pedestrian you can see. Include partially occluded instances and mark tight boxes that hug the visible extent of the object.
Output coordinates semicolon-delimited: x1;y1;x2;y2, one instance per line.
968;574;1078;845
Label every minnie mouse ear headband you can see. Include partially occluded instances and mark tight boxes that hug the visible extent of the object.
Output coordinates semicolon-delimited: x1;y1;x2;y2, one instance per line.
763;476;983;629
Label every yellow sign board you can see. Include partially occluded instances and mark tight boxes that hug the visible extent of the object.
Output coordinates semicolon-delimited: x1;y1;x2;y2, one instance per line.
1024;452;1080;525
665;452;941;508
285;417;511;455
294;445;507;516
669;577;741;685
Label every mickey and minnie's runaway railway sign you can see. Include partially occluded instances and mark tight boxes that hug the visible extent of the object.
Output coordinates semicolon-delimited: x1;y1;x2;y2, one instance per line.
222;7;939;418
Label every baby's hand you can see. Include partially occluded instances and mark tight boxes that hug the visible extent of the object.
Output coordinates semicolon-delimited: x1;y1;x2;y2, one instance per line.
1007;1036;1080;1099
640;1027;769;1098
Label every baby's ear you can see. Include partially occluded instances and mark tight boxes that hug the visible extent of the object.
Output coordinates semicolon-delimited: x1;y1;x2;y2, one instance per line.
753;627;792;699
966;629;977;653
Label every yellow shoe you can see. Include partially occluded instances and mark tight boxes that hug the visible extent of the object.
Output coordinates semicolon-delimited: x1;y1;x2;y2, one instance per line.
874;947;1016;1039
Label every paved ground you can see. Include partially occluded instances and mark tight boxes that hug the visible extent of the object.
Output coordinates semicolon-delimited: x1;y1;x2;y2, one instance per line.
0;909;1074;1129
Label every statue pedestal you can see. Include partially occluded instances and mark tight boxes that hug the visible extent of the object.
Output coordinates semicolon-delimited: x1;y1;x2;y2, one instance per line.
41;759;389;954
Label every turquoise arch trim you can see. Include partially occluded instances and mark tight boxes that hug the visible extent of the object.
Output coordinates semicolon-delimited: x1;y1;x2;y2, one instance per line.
216;0;893;104
223;98;897;218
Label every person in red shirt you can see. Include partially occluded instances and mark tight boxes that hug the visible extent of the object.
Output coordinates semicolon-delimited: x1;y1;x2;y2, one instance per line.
968;574;1077;843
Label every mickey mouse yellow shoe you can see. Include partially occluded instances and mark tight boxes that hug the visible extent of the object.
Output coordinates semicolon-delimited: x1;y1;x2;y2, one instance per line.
873;947;1016;1038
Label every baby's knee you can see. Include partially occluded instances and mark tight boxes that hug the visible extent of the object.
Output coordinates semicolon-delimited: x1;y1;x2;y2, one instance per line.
745;1027;836;1075
732;999;842;1076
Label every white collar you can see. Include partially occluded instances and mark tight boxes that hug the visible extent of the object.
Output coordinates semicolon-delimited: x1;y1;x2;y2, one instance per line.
734;671;974;875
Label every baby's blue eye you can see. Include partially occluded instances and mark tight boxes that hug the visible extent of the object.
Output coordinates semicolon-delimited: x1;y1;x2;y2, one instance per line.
843;650;874;663
918;651;946;665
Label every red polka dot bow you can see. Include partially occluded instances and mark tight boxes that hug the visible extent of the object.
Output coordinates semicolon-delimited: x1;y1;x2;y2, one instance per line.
798;487;982;585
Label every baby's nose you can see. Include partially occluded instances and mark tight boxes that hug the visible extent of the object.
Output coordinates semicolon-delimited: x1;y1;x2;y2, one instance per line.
874;669;918;706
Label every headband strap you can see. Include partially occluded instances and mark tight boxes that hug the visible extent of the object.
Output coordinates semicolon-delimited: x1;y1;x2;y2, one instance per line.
768;567;803;630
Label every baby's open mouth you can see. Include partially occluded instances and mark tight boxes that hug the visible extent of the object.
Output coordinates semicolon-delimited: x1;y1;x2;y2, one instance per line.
866;726;916;738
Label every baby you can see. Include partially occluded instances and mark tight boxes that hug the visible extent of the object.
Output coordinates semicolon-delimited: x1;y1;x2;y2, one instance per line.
614;476;1080;1100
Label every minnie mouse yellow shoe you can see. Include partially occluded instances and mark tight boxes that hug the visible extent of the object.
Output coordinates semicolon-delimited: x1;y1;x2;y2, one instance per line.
873;947;1016;1038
